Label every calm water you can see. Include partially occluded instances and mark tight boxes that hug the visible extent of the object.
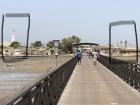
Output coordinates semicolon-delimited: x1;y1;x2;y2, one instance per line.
0;72;42;90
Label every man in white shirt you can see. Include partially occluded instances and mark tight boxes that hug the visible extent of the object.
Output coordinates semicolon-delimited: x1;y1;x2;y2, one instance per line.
92;50;99;65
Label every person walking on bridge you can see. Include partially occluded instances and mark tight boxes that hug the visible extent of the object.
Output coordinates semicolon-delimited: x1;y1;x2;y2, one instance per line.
92;50;99;65
76;50;82;64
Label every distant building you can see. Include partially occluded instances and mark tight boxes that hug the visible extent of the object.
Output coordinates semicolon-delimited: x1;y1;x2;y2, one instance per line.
72;42;99;53
100;45;140;56
2;41;11;47
14;49;23;56
48;48;62;55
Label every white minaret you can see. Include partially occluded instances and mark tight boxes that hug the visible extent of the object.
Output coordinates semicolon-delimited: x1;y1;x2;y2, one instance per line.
11;30;15;42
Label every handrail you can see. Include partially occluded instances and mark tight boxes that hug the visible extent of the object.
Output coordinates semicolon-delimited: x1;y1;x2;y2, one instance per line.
2;56;77;105
99;55;140;91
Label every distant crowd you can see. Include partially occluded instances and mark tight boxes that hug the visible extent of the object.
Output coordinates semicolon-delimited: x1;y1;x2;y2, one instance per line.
76;49;100;65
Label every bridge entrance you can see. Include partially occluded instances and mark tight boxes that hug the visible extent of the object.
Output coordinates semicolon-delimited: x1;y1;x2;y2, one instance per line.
72;42;99;53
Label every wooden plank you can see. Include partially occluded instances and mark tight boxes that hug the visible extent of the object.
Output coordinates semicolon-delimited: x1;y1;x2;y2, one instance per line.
58;56;140;105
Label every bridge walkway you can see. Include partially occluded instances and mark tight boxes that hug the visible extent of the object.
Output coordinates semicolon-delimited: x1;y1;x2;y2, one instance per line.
58;56;140;105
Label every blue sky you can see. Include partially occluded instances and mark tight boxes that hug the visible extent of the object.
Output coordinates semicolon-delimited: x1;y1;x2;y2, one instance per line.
0;0;140;45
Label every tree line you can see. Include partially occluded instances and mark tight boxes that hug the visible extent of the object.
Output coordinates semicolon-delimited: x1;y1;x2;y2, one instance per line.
10;35;81;54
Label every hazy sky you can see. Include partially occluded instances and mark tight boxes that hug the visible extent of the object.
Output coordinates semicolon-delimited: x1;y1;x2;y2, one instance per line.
0;0;140;45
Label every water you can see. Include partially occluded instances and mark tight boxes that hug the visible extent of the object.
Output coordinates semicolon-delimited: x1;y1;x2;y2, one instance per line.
0;72;40;80
0;55;73;102
0;72;42;90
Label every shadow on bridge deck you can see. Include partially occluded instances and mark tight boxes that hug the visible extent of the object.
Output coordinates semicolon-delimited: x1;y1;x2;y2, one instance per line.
58;56;140;105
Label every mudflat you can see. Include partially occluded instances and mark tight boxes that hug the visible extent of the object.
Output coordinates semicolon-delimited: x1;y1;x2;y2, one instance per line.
0;55;73;104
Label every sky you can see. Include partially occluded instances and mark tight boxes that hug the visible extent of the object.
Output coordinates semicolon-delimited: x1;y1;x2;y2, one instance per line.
0;0;140;46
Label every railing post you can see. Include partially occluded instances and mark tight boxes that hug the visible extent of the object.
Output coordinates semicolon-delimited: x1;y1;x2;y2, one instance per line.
109;24;112;63
134;22;139;63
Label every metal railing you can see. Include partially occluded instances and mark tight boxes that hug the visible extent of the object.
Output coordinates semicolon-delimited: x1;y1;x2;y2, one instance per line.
4;56;77;105
109;20;138;63
1;13;30;62
99;55;140;91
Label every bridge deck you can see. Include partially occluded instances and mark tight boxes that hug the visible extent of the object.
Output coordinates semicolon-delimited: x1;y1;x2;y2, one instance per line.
58;56;140;105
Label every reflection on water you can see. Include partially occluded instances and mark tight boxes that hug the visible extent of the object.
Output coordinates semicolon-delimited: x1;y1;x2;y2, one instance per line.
0;85;22;90
0;72;42;90
0;73;40;80
0;55;72;103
